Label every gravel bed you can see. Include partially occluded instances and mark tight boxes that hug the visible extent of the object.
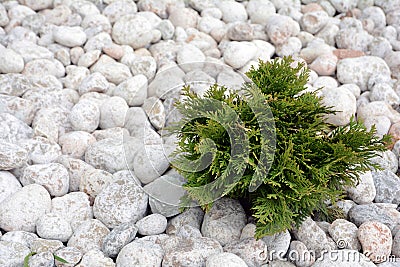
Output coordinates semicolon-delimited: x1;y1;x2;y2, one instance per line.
1;0;400;266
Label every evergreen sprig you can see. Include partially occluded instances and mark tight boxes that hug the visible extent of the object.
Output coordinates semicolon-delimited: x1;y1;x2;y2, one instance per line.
171;56;389;238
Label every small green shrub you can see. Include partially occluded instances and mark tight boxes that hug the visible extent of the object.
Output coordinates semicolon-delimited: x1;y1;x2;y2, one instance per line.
171;56;389;238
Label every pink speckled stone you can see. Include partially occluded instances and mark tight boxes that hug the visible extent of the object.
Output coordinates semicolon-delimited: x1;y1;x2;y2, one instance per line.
358;221;392;263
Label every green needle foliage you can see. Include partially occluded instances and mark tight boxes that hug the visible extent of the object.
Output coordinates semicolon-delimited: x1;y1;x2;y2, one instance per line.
171;56;389;238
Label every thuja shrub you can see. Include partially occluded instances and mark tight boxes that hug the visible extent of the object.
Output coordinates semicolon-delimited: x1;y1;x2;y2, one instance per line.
171;56;389;238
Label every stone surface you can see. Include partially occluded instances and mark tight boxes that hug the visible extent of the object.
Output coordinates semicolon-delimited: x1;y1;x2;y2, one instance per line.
346;171;376;204
67;219;110;254
0;171;21;204
0;184;51;232
102;222;138;258
0;240;30;267
112;14;153;48
328;219;361;251
116;239;163;267
337;56;391;91
224;238;267;267
166;207;205;234
144;172;186;217
163;236;223;267
201;198;247;246
292;217;335;258
372;170;400;204
93;176;148;228
53;26;87;47
20;163;69;197
0;47;24;74
206;252;248;267
348;204;399;232
135;214;167;236
51;192;93;231
0;141;28;170
113;75;148;106
320;86;356;126
36;213;73;242
358;221;392;263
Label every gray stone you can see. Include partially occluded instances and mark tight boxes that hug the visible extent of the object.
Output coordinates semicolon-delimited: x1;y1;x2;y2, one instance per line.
287;240;315;267
372;170;400;204
262;230;291;261
0;113;33;142
328;219;361;250
206;252;248;267
337;56;391;91
163;236;223;267
112;14;153;49
0;47;24;74
28;252;54;267
370;150;398;173
144;172;187;217
0;171;21;204
224;238;267;267
348;204;398;232
102;222;138;258
0;240;30;267
166;207;205;234
36;213;72;243
136;214;167;236
99;96;129;129
76;249;115;267
69;99;100;132
292;217;335;258
320;86;356;126
54;247;82;267
370;83;400;105
53;26;87;47
117;239;163;266
266;14;300;45
201;198;246;246
67;219;110;254
85;137;138;173
176;224;203;239
0;141;28;170
0;184;51;232
217;1;247;23
51;192;93;231
345;171;376;204
93;177;148;228
59;131;96;159
21;163;69;197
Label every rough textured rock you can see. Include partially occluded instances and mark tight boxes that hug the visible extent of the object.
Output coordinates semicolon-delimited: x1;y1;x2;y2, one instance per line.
162;236;223;267
358;221;392;263
201;198;247;246
93;177;148;228
0;184;51;232
116;239;164;267
67;219;110;254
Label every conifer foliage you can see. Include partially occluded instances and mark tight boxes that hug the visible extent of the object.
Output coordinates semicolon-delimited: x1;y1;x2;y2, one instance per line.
171;56;389;238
